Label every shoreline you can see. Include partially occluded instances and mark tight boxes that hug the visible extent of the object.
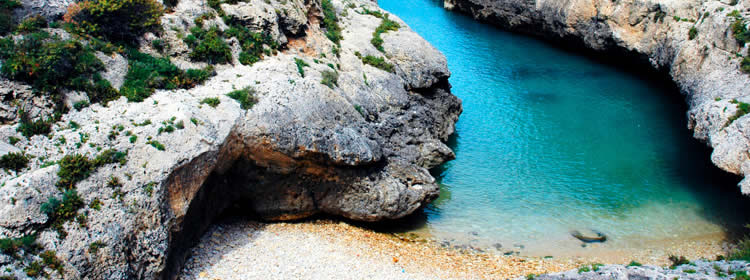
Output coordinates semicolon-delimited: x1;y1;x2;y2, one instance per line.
179;218;737;279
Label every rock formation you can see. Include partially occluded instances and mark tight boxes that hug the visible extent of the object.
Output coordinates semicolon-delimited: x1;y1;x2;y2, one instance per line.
0;0;461;278
444;0;750;191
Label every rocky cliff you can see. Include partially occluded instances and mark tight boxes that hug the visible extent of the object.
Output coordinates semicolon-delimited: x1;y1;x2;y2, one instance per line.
444;0;750;191
0;0;461;278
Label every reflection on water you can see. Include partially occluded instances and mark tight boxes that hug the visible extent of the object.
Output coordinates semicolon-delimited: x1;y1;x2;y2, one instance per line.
377;0;750;257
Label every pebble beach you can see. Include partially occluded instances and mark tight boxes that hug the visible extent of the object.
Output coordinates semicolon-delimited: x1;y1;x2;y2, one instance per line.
178;219;735;279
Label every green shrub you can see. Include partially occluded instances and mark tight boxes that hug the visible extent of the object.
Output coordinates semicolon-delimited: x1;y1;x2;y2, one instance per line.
0;32;111;103
200;97;220;108
668;255;690;268
121;50;214;102
688;26;698;40
64;0;164;43
627;261;642;267
742;55;750;73
728;99;750;125
731;13;749;46
93;149;128;166
0;0;21;35
294;58;309;77
0;235;38;258
147;140;165;151
188;26;232;64
151;39;166;52
24;261;44;277
227;87;256;109
41;189;84;238
361;55;394;72
17;111;52;138
225;24;278;66
371;15;400;53
40;250;64;275
321;70;338;89
89;240;105;254
0;152;29;172
53;149;128;174
321;0;342;45
16;15;48;34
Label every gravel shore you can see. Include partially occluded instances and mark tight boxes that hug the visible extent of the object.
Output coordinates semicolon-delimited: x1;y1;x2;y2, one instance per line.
178;219;738;279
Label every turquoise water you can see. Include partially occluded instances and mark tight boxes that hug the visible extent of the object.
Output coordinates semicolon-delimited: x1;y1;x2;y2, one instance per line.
378;0;750;255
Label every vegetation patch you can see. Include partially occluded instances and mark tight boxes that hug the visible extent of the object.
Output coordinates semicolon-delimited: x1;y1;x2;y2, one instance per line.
225;24;279;65
16;15;48;34
294;58;309;77
227;87;257;109
63;0;164;43
56;150;126;189
0;152;29;172
668;255;690;269
321;70;338;89
0;32;119;106
0;0;21;35
728;99;750;126
627;260;642;267
360;55;394;72
121;49;214;102
730;11;749;46
321;0;342;45
0;235;38;258
200;97;221;108
688;26;698;40
185;26;232;64
41;189;84;238
370;14;400;53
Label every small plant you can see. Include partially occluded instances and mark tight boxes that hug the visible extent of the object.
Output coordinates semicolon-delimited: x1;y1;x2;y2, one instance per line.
41;189;84;238
371;15;400;53
688;26;698;40
361;55;395;72
151;39;166;52
56;154;94;189
93;149;128;166
16;15;48;33
526;274;535;280
63;0;164;43
627;260;642;267
683;269;696;274
0;235;38;258
320;0;342;45
24;261;44;277
0;152;28;172
578;266;591;273
147;140;165;151
188;26;232;64
668;255;690;268
227;87;257;109
200;97;221;108
294;58;309;77
727;99;750;125
354;104;365;117
321;70;338;89
121;50;213;102
591;263;604;272
0;0;21;35
730;12;749;46
89;240;105;254
89;198;102;210
39;250;64;275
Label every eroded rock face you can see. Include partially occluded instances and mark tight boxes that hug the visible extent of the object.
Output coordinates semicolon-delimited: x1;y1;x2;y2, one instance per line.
444;0;750;190
0;0;461;279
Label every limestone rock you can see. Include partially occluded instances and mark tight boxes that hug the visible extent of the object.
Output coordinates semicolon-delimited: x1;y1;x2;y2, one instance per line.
0;0;461;279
